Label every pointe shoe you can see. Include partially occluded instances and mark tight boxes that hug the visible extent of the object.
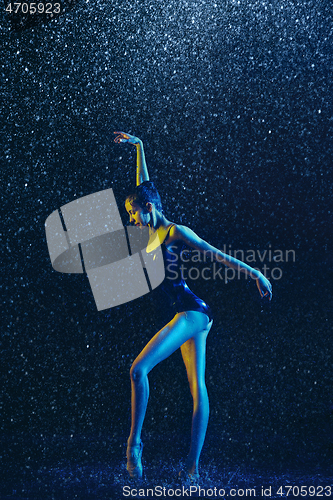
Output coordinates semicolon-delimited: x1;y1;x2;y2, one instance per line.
126;441;143;479
178;468;200;485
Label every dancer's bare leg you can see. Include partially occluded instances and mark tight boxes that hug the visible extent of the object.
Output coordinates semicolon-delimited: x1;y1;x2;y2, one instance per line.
128;311;211;448
180;316;213;475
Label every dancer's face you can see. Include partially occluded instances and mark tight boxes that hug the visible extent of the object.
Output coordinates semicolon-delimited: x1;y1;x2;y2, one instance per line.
125;200;151;227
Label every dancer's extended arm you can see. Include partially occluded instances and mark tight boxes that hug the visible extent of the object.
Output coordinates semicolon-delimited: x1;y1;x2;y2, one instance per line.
114;132;149;186
168;225;273;299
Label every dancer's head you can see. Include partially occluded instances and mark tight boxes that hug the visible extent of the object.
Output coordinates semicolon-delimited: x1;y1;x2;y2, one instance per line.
125;181;163;227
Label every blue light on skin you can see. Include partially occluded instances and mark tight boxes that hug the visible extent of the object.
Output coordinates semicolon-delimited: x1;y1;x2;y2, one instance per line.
125;200;151;228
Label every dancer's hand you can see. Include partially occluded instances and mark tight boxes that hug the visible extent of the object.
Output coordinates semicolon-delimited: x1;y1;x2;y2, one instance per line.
256;273;272;300
114;131;142;145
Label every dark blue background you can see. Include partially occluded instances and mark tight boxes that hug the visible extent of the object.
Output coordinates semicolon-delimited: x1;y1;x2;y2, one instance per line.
1;0;332;497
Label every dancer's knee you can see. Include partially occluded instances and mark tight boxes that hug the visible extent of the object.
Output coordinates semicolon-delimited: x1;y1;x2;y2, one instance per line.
189;380;208;401
130;361;147;382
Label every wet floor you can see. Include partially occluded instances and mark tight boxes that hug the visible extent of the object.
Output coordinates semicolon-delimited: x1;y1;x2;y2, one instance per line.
2;425;333;499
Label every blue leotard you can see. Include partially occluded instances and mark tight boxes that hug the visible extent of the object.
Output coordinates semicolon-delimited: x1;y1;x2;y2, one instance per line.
151;224;213;321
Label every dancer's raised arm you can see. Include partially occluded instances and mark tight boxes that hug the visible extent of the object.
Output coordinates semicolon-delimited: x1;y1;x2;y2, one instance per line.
114;132;149;186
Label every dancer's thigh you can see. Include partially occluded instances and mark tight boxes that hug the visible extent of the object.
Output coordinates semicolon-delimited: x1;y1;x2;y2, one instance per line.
180;323;211;392
133;311;211;375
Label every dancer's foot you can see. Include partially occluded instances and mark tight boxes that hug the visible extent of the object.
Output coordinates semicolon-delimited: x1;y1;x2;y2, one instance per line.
126;440;143;479
178;468;200;485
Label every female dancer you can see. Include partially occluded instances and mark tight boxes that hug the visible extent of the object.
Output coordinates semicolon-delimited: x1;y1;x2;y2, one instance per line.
114;131;272;482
